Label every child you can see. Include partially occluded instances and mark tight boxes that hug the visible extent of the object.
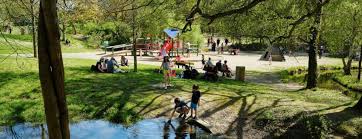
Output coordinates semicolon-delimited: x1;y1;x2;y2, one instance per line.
160;56;171;89
190;85;201;119
169;98;190;121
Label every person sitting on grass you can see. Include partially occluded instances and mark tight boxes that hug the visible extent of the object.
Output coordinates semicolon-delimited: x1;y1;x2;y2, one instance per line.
168;98;190;122
222;60;232;77
91;57;106;73
102;58;108;71
96;58;105;72
106;57;120;73
120;56;128;66
190;85;201;119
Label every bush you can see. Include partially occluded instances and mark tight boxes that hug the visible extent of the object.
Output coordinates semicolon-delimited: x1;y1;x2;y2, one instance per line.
84;22;131;46
299;115;332;139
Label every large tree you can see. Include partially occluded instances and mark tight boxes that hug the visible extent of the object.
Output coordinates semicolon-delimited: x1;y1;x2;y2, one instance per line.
38;0;70;138
182;0;331;89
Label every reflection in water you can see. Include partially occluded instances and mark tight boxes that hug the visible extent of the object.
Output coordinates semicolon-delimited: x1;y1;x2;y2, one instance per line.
0;117;216;139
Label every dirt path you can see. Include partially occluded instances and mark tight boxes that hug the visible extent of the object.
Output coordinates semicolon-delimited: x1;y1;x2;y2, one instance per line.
246;71;304;91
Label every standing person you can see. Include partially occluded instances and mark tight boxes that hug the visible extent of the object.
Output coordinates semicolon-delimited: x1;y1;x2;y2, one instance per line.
212;41;216;52
268;52;272;65
216;38;220;47
8;26;12;34
220;43;224;54
160;56;171;89
201;54;205;65
318;45;324;59
225;38;229;46
190;85;201;119
207;38;211;47
186;42;191;58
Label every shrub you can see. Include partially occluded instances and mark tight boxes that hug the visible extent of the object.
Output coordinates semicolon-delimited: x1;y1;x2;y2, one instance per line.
84;22;131;46
300;115;332;139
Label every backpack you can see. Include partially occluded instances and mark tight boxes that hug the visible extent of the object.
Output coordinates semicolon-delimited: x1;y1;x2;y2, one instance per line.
90;65;97;72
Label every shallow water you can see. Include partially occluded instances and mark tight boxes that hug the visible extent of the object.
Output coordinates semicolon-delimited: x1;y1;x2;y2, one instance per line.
0;118;216;139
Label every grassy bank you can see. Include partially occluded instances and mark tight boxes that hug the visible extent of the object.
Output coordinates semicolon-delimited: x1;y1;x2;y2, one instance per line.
0;34;98;54
0;57;361;137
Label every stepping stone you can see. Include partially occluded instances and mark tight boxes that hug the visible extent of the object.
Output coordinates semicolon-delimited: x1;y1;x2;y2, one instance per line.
187;119;212;133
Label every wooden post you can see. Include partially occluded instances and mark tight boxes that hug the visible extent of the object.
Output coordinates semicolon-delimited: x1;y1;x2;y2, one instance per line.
235;66;245;81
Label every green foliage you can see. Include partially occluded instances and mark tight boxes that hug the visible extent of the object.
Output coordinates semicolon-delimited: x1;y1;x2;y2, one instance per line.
322;0;362;57
180;25;204;46
229;43;268;51
299;115;332;139
83;22;131;46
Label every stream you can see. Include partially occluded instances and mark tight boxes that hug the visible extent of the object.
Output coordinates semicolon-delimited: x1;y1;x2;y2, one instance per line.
0;117;216;139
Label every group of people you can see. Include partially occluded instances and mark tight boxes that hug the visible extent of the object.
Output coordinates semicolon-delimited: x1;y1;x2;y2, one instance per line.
201;55;233;81
207;38;229;54
91;56;128;73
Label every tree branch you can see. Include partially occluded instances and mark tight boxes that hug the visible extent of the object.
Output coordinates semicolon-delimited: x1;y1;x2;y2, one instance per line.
182;0;267;32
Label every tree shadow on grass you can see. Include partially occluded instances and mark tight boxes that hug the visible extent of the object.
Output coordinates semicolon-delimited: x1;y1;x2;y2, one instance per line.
276;102;358;139
63;66;165;124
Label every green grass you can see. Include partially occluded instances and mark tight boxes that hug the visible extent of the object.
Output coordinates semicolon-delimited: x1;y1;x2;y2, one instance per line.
0;34;33;42
0;34;99;54
0;57;361;137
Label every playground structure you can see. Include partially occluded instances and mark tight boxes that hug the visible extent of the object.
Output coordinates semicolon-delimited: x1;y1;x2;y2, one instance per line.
101;28;201;60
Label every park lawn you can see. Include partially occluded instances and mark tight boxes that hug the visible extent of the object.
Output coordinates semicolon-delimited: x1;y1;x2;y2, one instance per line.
0;35;98;54
0;57;361;137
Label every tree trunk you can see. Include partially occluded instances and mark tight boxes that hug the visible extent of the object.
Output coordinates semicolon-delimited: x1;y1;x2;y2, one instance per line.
353;97;362;110
342;57;353;75
358;46;362;81
70;22;77;35
61;22;66;41
132;2;137;72
38;0;70;139
30;0;37;58
306;0;323;89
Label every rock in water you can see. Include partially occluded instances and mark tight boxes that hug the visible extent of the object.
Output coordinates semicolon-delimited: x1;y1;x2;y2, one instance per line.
187;119;212;133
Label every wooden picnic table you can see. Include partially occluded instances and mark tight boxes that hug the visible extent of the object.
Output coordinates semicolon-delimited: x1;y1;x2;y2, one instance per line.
102;44;132;54
175;61;194;69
